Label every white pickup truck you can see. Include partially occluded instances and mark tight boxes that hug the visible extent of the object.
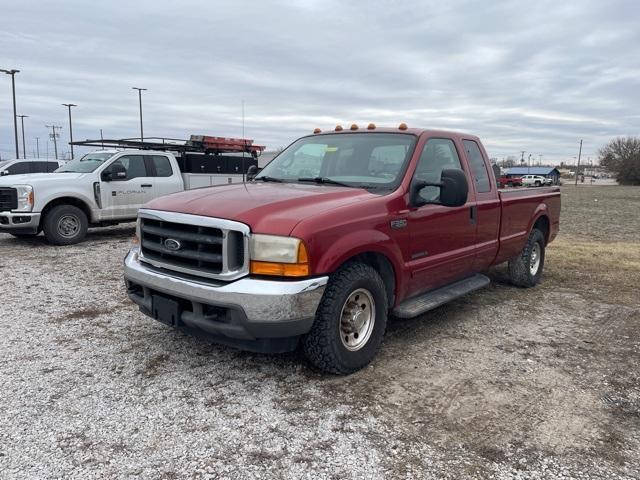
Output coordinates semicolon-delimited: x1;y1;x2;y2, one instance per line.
0;149;256;245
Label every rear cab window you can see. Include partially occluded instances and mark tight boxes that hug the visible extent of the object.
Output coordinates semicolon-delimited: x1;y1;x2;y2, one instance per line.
463;140;492;193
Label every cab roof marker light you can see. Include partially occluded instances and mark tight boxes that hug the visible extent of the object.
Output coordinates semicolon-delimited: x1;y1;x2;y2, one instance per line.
350;124;358;130
398;123;408;130
367;123;376;130
313;128;321;134
335;125;343;131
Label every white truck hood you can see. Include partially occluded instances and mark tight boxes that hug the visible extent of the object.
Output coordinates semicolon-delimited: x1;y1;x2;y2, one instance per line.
0;172;86;186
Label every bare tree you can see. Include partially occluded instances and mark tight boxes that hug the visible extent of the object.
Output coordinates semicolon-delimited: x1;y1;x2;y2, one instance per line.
599;137;640;185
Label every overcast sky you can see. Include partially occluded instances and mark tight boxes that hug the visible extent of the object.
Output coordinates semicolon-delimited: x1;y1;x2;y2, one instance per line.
1;0;639;164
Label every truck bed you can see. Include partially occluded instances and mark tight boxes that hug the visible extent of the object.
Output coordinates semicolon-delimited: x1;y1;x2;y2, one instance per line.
494;186;561;264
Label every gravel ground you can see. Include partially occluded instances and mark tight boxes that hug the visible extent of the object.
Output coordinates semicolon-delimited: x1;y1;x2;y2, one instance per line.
1;185;639;479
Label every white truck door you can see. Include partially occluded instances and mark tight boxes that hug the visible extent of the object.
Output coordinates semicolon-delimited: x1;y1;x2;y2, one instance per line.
146;154;184;198
100;154;156;220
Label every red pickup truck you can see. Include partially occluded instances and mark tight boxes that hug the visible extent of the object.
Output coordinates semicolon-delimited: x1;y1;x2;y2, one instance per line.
124;125;560;374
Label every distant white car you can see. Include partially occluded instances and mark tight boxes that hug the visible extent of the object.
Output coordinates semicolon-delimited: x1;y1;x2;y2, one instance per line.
521;174;551;187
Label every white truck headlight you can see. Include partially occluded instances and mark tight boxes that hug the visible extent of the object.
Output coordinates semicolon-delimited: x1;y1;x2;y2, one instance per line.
14;185;34;212
249;234;309;277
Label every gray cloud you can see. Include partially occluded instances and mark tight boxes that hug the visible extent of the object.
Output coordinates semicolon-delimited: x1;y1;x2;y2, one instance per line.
1;0;638;164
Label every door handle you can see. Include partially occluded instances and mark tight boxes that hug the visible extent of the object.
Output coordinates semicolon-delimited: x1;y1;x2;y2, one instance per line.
141;184;152;188
470;205;477;225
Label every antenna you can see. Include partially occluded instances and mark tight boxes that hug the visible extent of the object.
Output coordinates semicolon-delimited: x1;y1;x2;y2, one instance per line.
241;99;246;184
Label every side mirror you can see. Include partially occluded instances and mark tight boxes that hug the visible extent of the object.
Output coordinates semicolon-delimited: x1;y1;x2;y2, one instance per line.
102;163;127;181
410;169;468;208
246;164;259;181
0;170;8;176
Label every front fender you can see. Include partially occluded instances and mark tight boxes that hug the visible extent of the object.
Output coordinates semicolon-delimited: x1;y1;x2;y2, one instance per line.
311;229;407;301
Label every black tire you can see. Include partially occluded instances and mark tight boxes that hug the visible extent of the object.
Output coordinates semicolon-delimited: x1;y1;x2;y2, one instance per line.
303;262;388;374
508;228;545;288
535;181;541;187
42;205;88;245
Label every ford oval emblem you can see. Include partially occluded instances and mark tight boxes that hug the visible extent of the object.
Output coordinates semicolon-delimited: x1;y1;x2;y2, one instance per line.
164;238;182;251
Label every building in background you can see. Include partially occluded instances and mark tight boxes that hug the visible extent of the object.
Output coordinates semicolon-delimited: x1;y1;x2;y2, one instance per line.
504;166;561;185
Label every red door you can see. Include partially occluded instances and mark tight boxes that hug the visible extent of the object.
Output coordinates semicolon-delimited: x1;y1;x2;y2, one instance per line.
406;136;478;297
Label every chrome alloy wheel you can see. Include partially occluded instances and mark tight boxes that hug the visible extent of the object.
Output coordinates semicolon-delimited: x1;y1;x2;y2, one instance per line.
57;214;80;238
339;288;375;351
530;242;541;275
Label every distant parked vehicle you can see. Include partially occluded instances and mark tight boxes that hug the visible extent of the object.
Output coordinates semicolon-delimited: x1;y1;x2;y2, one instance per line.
0;159;65;176
521;174;550;187
498;175;522;188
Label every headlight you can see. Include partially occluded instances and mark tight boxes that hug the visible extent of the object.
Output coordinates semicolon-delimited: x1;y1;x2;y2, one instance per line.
14;185;34;212
250;234;309;277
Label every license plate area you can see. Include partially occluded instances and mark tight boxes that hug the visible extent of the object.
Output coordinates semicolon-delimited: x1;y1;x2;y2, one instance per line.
152;294;181;326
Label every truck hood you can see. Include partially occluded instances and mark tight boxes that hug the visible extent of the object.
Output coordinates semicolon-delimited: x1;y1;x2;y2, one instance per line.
145;182;378;235
0;172;86;186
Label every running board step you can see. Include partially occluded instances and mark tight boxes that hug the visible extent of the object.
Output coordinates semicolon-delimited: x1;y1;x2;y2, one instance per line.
392;274;490;319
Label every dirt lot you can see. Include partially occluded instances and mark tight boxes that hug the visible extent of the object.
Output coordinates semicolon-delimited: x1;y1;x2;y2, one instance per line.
0;185;638;479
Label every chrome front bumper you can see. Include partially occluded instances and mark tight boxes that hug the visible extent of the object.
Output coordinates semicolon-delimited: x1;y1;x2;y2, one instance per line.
124;247;328;344
0;211;41;233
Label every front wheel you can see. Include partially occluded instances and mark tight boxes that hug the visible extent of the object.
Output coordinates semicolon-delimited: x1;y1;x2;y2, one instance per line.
303;262;388;374
508;228;545;287
42;205;88;245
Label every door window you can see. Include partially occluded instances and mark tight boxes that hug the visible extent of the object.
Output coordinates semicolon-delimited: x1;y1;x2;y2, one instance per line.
7;162;30;175
463;140;491;193
413;138;463;202
30;162;50;173
107;155;148;180
149;155;173;177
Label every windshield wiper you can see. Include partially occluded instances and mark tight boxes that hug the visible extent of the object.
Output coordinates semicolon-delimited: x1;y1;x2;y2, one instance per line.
255;176;285;183
297;177;353;187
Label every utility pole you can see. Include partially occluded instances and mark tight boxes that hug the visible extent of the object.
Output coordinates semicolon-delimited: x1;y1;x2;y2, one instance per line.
132;87;147;141
35;137;40;158
0;68;20;158
62;103;77;159
520;151;525;165
574;139;583;186
46;124;62;160
100;129;104;149
528;154;532;174
16;114;28;158
539;154;543;166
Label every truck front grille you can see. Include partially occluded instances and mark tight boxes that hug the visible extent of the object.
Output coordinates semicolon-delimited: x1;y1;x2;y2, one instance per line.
0;188;18;211
139;210;249;281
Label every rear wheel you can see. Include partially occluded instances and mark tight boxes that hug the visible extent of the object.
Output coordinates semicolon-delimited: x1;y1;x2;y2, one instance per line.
42;205;88;245
508;228;545;287
535;181;541;187
303;262;388;374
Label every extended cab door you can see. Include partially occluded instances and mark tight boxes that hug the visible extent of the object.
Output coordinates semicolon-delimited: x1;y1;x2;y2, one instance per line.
406;137;477;296
461;138;501;271
100;154;156;220
145;154;183;198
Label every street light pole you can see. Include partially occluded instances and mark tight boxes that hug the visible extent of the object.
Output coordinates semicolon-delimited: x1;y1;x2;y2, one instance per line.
574;139;583;186
132;87;147;142
62;103;77;159
0;68;20;158
17;114;28;159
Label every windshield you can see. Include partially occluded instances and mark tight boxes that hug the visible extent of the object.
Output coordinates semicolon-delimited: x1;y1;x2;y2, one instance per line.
55;152;115;173
255;133;416;189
